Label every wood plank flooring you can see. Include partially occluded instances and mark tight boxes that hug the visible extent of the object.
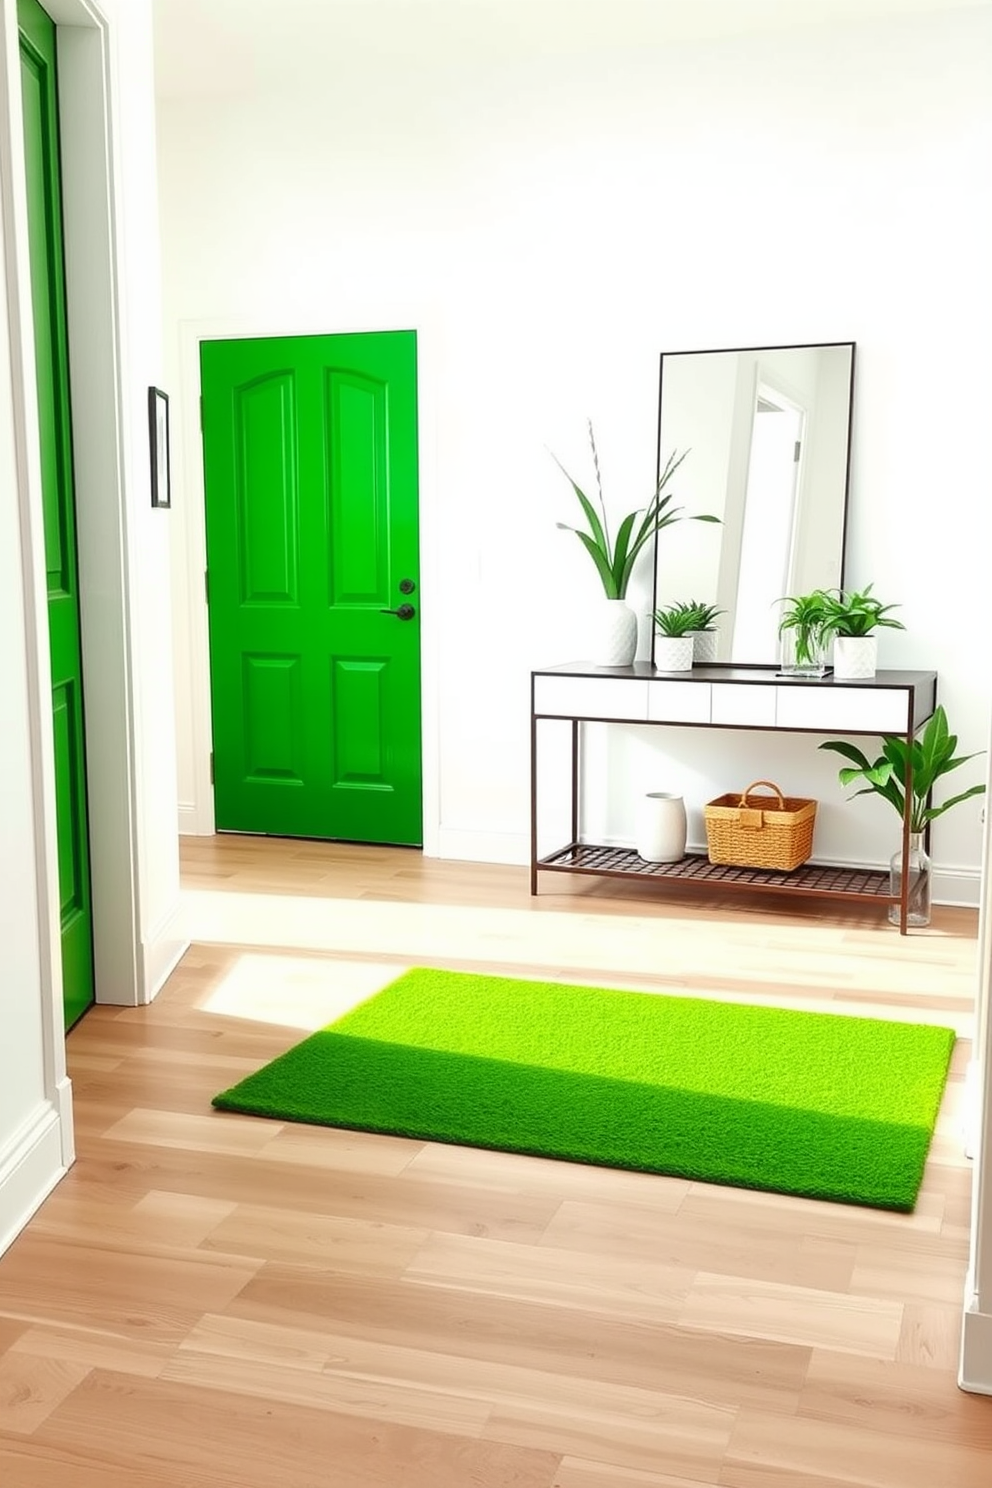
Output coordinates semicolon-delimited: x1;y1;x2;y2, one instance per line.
1;835;990;1486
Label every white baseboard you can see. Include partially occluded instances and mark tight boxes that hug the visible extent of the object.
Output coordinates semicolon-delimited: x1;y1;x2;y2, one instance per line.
0;1104;68;1260
55;1074;75;1168
178;801;212;835
433;828;529;866
960;1288;992;1395
933;867;983;909
143;900;190;1003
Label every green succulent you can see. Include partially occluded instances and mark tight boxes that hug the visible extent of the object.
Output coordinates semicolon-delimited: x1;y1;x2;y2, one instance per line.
553;422;720;601
679;599;725;632
819;705;985;833
653;601;701;638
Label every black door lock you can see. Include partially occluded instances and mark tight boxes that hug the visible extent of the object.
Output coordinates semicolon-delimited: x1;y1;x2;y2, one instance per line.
380;603;416;620
398;578;416;594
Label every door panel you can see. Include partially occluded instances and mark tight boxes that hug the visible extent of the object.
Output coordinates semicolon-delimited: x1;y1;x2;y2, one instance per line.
202;331;422;845
19;0;95;1031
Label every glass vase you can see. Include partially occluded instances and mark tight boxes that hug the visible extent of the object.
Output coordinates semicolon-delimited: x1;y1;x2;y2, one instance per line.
888;831;931;928
778;629;827;679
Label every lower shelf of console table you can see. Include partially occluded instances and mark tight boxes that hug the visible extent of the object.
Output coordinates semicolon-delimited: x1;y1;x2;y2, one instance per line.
530;663;939;934
535;842;893;906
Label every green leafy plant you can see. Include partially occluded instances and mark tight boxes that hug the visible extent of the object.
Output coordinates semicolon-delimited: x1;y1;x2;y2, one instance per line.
553;422;719;600
819;705;986;833
777;590;832;667
680;599;725;633
818;583;905;640
653;601;701;638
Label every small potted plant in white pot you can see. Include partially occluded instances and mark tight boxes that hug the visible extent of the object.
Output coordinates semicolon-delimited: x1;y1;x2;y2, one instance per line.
553;423;719;667
818;583;904;680
653;601;698;672
680;599;725;665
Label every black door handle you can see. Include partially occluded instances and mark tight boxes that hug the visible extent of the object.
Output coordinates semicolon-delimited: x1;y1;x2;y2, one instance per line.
380;603;416;620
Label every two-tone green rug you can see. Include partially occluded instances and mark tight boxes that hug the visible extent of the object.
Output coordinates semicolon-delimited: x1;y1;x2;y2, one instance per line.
212;967;955;1211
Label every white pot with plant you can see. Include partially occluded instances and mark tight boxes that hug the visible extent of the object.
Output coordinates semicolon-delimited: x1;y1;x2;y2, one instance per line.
652;601;698;672
681;599;725;665
553;423;719;667
818;583;904;680
820;705;986;927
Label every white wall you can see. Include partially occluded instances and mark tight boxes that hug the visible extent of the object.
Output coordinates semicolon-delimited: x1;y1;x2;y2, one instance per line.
0;0;184;1254
158;2;992;898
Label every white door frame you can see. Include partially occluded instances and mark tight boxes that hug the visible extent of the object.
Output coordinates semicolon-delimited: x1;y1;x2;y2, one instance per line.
174;314;441;858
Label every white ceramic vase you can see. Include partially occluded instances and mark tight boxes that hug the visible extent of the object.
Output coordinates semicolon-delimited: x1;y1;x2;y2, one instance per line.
654;635;694;672
587;598;637;667
636;792;688;862
832;634;877;680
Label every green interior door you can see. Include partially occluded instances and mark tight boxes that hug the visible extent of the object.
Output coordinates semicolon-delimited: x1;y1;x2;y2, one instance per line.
19;0;95;1031
201;331;423;845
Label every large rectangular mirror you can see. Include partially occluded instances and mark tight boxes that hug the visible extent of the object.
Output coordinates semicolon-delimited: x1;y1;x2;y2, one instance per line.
652;342;855;667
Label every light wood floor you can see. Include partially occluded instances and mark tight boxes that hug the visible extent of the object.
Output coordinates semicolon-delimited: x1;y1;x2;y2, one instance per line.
1;835;990;1486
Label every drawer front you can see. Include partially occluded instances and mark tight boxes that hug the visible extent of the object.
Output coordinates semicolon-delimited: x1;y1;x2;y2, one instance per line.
711;683;777;727
774;685;911;734
533;676;649;721
647;680;712;723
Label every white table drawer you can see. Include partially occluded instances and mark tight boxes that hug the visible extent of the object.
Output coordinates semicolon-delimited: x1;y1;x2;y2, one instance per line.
774;685;910;734
647;681;712;723
533;676;649;721
711;683;777;726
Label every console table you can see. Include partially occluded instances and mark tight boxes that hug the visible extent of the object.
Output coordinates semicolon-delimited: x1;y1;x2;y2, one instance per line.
530;664;938;934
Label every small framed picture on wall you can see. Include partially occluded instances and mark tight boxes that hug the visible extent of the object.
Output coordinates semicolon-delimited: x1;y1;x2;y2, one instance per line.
148;386;171;508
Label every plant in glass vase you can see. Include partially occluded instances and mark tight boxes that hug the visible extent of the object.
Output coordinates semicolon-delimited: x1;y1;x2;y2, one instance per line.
553;423;719;666
819;705;986;927
776;590;831;677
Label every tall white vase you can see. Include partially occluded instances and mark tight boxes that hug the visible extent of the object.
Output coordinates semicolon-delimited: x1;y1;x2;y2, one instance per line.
587;598;637;667
635;792;688;862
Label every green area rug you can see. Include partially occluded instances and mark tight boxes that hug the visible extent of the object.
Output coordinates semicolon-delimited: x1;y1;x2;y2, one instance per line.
212;967;955;1211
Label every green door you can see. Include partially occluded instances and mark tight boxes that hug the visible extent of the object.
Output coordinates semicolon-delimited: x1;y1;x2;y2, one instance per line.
19;0;95;1031
201;332;423;845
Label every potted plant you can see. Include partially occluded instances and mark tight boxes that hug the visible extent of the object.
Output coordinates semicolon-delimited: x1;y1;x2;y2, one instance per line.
554;423;719;666
817;583;905;680
776;590;831;678
819;704;986;926
680;599;725;665
652;601;699;672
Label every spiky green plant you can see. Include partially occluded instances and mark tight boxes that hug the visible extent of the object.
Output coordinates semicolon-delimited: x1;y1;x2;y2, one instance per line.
653;601;703;638
553;423;719;600
679;599;725;632
818;584;905;640
819;705;986;833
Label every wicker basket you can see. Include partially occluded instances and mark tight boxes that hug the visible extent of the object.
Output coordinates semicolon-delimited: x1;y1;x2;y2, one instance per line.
703;779;817;872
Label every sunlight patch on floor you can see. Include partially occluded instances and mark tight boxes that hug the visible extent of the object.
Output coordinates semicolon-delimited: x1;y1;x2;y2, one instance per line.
181;887;975;1034
199;953;409;1031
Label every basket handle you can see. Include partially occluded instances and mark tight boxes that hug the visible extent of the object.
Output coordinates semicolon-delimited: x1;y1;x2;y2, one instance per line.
738;780;786;809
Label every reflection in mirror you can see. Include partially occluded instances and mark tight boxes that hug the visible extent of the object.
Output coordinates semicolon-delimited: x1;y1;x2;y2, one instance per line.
652;342;855;667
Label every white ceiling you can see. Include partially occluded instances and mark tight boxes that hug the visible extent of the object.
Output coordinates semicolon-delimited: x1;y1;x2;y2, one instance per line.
152;0;992;99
